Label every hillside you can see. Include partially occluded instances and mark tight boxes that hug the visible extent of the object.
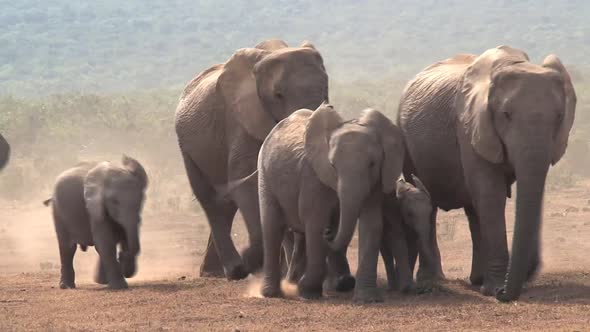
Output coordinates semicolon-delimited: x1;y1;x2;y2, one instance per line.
1;0;589;95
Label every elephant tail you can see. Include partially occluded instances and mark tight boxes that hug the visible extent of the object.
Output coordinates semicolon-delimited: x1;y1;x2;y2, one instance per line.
42;198;53;207
214;170;259;201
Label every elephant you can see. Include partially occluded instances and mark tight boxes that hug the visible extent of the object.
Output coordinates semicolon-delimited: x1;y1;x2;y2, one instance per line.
397;45;576;302
380;175;435;293
0;133;9;170
257;103;404;302
43;155;148;290
174;39;329;280
282;175;436;294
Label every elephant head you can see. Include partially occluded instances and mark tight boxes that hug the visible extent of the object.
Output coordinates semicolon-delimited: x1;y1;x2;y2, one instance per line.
218;41;329;141
396;175;435;276
305;103;404;251
0;133;9;171
84;155;148;278
456;45;576;301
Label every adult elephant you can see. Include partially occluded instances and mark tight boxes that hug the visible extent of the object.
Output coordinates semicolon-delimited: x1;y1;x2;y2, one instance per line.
175;39;329;280
0;133;9;170
398;45;576;302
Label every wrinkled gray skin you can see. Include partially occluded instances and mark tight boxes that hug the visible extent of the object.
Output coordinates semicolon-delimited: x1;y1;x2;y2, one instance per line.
258;104;404;302
0;133;9;171
284;176;436;295
43;155;148;290
397;45;576;302
381;176;435;293
174;39;329;280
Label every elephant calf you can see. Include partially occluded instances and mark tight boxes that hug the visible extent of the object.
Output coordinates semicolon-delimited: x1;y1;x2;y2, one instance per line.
258;103;404;302
43;155;148;290
381;176;436;292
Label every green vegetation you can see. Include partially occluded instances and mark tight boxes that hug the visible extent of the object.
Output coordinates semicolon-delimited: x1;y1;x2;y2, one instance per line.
1;1;589;204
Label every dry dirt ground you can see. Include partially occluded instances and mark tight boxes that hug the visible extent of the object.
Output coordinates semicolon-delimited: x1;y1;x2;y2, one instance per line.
1;181;590;331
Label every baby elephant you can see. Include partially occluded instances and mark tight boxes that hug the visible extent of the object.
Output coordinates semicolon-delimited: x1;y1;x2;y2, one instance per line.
43;155;148;290
381;176;435;293
258;103;404;302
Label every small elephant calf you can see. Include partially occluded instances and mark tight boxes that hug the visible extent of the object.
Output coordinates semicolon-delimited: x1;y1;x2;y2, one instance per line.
43;155;148;289
381;176;436;292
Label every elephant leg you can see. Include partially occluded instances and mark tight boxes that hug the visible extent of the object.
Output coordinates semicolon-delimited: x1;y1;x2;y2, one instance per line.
385;221;414;293
416;208;444;282
380;236;397;291
286;232;306;283
92;222;127;289
227;133;264;274
199;235;225;278
298;215;330;300
353;191;384;303
470;176;509;296
55;222;77;289
260;195;285;298
181;152;245;280
465;205;485;286
230;178;264;273
96;259;108;284
405;225;419;276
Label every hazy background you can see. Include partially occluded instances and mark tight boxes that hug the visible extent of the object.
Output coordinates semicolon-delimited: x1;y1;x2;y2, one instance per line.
0;0;589;209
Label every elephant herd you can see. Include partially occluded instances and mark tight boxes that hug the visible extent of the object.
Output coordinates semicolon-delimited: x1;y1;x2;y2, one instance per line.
0;39;576;304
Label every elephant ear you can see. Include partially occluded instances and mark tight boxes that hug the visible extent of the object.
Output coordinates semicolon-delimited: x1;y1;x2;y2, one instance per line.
395;177;413;199
457;45;529;163
218;48;276;141
542;55;577;165
122;154;148;189
300;40;317;50
358;109;404;194
304;102;343;190
84;162;110;223
254;39;288;51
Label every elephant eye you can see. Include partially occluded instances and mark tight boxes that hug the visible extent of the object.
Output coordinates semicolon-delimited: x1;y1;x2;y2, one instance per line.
369;161;375;168
275;92;284;99
503;112;511;121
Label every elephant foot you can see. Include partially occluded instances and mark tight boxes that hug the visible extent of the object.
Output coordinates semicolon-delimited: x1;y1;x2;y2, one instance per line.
224;264;249;281
107;278;128;290
333;274;356;292
469;273;484;286
59;280;76;289
261;284;282;298
298;277;323;300
495;286;521;303
352;288;383;303
526;258;541;283
480;280;503;297
416;279;444;294
397;280;416;294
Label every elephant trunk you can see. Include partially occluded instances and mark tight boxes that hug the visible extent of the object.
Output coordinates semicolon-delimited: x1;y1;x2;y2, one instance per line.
500;152;549;301
0;133;9;170
327;182;366;252
121;221;140;278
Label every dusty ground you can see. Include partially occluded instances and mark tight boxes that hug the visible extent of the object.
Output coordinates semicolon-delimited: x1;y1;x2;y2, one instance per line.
1;181;590;331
